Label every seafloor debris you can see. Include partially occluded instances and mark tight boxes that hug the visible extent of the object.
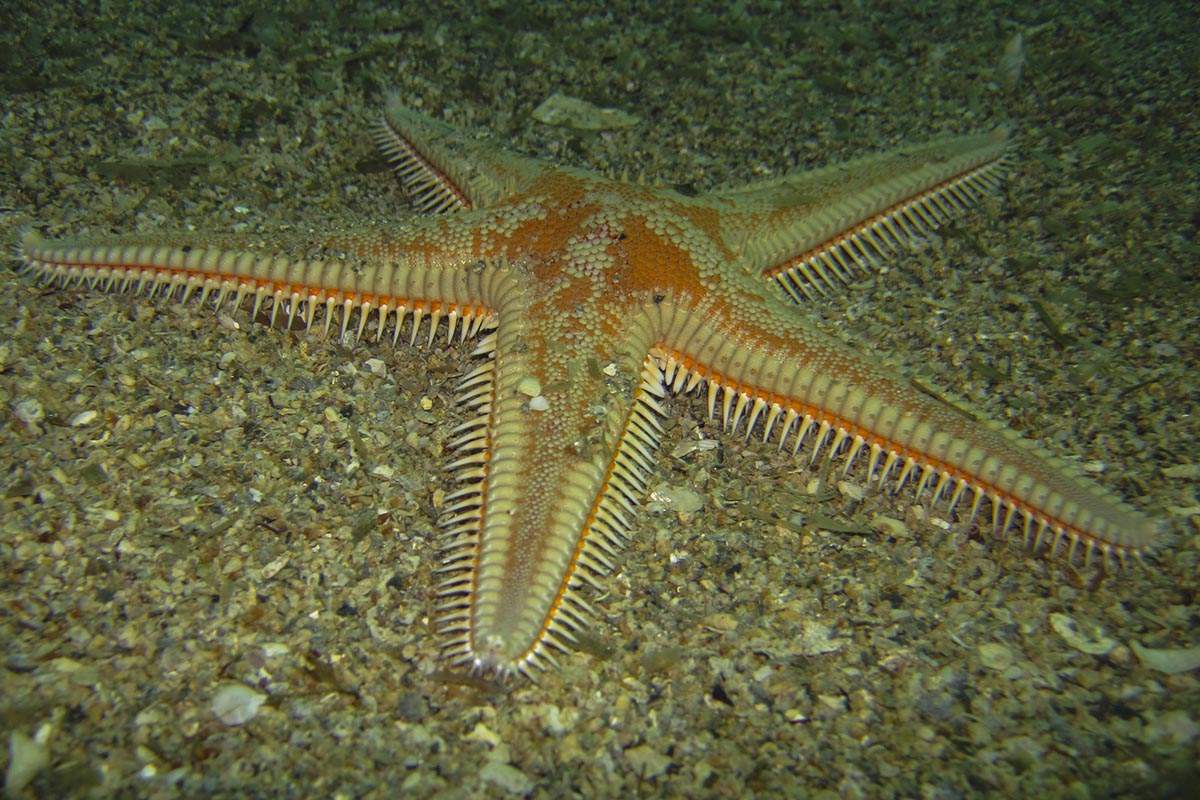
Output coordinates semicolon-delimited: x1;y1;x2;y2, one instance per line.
1049;612;1117;657
211;683;268;726
1130;642;1200;675
5;728;51;795
532;93;640;130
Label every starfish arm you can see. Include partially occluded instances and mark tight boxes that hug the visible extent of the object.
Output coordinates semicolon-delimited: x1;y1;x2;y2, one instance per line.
650;291;1159;566
15;225;498;344
712;129;1011;301
435;307;670;678
376;96;558;213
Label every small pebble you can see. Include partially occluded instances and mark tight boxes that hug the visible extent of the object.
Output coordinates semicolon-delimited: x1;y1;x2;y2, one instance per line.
260;554;290;580
211;684;267;726
871;514;909;538
837;480;865;501
516;376;541;397
532;93;640;130
12;396;44;427
1130;641;1200;674
648;484;704;513
5;728;50;795
1143;710;1199;748
978;642;1014;671
703;613;738;633
1150;342;1178;357
1162;463;1200;479
479;761;535;795
69;409;98;427
624;744;672;779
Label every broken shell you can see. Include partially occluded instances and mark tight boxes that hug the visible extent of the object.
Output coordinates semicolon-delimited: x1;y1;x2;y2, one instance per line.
1050;612;1117;656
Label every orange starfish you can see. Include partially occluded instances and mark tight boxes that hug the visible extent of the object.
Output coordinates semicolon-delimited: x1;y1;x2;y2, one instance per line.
17;97;1159;679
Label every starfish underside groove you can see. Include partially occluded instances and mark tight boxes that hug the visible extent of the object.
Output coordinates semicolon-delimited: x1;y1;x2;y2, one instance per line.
16;96;1160;679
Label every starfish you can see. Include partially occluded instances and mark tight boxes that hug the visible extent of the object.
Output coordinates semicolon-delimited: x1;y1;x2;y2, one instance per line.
16;96;1159;680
